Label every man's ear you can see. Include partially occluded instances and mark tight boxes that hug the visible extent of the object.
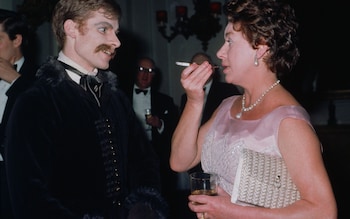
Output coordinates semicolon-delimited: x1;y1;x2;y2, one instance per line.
13;34;23;48
63;19;77;38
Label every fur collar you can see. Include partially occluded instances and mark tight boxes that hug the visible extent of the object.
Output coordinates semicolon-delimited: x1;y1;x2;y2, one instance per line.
36;56;119;90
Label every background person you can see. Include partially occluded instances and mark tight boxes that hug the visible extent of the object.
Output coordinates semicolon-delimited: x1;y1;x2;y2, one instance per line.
4;0;167;218
0;9;38;219
170;0;337;218
124;56;179;219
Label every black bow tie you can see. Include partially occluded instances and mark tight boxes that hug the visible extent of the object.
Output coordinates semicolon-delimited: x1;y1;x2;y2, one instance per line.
59;61;103;105
13;64;17;70
135;88;148;95
80;75;103;97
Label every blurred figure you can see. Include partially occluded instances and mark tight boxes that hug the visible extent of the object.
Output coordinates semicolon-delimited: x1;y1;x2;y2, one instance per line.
4;0;167;218
170;0;337;218
124;56;179;218
0;9;38;219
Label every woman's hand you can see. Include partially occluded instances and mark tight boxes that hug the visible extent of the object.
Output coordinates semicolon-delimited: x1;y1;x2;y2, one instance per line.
188;186;232;219
181;61;213;103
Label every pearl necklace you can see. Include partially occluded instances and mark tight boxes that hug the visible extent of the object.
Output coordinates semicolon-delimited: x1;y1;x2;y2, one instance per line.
235;80;280;119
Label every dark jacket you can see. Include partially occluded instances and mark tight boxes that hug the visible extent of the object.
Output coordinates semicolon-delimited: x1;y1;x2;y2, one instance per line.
4;57;167;219
125;86;179;215
125;86;179;162
147;90;179;194
147;90;178;166
0;59;37;148
0;59;38;219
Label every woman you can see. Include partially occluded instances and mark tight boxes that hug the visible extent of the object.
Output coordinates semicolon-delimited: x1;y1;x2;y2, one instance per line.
170;0;337;218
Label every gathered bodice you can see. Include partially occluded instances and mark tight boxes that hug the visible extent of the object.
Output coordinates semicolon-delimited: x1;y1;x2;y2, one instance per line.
201;95;311;196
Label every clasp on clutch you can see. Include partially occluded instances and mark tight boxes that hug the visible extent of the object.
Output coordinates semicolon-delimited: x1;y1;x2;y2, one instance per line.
274;175;281;188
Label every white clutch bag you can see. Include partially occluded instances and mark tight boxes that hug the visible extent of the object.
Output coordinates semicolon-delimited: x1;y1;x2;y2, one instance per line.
231;148;300;208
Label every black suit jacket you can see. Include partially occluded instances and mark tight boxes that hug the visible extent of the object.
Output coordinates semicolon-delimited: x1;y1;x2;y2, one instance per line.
125;86;179;204
126;86;179;160
0;59;37;219
0;60;38;145
150;90;179;160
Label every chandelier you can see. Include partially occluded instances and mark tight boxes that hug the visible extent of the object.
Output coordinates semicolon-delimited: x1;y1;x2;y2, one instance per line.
156;0;222;51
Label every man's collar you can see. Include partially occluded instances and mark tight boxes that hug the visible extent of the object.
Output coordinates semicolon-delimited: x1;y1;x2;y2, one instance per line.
58;51;98;76
13;56;25;71
204;79;213;92
133;84;150;91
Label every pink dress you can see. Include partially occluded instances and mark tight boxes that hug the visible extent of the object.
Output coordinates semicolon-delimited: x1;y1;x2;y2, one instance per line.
201;95;311;198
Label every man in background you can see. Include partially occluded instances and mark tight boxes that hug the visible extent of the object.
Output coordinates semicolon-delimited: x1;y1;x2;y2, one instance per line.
124;56;179;218
0;9;38;219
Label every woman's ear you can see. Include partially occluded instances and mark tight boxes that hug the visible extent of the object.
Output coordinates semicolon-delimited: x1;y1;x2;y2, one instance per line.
256;45;269;59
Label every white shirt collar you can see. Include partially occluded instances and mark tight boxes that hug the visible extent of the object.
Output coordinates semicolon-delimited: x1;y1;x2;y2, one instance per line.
13;56;25;71
57;51;98;84
133;84;150;93
204;79;213;95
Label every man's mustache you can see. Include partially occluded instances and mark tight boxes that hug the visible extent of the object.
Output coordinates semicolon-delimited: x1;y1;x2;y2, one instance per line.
95;44;116;58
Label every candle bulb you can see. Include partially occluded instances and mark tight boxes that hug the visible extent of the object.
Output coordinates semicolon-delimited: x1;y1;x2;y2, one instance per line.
155;1;222;49
210;2;221;17
156;10;167;26
176;6;187;19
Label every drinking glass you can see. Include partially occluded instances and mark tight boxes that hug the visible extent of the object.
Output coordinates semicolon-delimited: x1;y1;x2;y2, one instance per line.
145;108;152;119
190;172;218;197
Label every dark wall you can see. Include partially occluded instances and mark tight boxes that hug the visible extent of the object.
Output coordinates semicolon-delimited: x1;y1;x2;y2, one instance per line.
108;28;149;92
282;1;347;112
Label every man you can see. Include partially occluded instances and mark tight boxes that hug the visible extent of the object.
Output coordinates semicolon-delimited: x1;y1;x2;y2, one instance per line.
5;1;167;218
0;9;38;219
124;57;179;218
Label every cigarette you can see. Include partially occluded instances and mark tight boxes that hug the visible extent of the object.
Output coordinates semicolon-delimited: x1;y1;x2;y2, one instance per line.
175;61;190;67
175;61;220;69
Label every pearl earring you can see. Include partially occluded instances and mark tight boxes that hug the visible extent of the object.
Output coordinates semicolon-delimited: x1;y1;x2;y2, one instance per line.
254;53;259;66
